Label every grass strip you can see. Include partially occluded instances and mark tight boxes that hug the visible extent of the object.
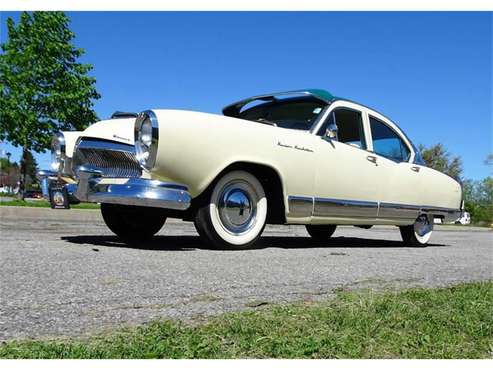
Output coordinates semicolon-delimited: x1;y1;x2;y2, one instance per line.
1;281;491;359
0;199;100;209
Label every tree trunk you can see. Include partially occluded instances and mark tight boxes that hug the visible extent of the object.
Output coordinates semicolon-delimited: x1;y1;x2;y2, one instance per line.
18;147;28;200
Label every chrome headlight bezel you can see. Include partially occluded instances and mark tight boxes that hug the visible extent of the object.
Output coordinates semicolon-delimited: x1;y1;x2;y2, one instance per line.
134;110;159;171
51;132;66;172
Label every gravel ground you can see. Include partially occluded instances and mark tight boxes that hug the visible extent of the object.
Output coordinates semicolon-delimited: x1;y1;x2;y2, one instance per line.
1;206;492;341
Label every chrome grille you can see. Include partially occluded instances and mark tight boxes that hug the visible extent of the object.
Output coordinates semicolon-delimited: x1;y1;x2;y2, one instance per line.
73;138;142;178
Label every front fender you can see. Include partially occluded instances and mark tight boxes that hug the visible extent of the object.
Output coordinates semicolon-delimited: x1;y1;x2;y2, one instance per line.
149;109;316;199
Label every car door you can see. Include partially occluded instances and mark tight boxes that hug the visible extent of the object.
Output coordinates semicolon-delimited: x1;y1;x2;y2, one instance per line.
311;102;387;221
366;114;423;221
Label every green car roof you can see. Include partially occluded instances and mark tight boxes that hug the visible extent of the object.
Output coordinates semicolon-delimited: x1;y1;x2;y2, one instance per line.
304;88;336;102
222;88;338;117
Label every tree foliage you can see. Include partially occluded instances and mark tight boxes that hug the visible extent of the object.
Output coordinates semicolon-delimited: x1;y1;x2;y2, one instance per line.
419;143;463;180
463;177;493;225
0;11;100;152
0;157;13;171
0;157;20;190
19;149;39;187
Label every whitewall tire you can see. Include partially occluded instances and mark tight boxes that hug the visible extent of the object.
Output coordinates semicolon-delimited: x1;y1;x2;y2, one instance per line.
194;170;267;249
399;214;433;247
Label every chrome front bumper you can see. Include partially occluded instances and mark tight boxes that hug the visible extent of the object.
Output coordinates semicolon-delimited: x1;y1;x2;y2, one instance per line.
37;167;191;211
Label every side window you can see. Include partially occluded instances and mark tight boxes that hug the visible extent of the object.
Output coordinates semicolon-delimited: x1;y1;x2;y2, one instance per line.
369;116;410;162
318;108;367;149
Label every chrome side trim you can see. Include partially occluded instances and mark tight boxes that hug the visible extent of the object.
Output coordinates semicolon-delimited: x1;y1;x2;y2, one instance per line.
378;202;421;220
314;197;378;218
75;166;190;210
287;194;461;223
287;196;314;217
379;202;460;222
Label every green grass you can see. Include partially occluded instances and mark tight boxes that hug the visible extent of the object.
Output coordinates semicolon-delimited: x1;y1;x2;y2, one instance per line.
0;199;100;209
1;281;491;359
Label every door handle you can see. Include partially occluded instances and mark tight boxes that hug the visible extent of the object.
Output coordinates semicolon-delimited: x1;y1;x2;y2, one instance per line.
367;155;377;165
411;166;420;172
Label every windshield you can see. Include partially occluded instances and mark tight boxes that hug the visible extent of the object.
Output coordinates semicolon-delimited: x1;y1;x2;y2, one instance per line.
238;98;327;131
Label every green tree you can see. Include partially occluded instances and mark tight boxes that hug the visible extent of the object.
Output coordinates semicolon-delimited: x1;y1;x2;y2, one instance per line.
474;177;493;223
20;149;39;189
419;143;463;180
0;157;11;172
0;11;100;195
463;177;493;225
462;179;478;221
0;157;19;192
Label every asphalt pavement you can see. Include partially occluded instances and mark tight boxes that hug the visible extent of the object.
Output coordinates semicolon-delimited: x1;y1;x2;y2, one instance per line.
1;206;492;341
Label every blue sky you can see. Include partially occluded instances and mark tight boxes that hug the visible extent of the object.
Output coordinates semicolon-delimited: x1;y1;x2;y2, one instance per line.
1;11;491;179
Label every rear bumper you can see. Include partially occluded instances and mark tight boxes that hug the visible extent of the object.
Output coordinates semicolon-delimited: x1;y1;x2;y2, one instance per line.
37;167;191;210
426;207;462;224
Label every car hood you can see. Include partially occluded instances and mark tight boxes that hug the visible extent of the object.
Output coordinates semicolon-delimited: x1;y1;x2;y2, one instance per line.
81;117;135;146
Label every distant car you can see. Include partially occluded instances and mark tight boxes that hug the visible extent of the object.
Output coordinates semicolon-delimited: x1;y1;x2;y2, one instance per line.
455;212;471;225
24;190;43;199
38;89;463;248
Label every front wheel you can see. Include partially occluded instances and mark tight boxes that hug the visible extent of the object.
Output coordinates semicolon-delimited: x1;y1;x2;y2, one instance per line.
101;203;166;241
399;214;433;247
194;170;267;249
305;225;337;240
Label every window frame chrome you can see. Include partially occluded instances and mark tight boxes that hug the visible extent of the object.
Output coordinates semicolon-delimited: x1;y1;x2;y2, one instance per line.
312;105;369;151
367;114;412;164
311;99;417;164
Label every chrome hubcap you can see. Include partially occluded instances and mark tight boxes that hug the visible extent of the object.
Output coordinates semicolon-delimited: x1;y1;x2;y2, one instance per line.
218;184;256;235
414;215;432;237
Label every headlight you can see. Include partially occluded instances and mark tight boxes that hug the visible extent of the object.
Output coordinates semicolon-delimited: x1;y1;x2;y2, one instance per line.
51;133;65;172
135;110;159;170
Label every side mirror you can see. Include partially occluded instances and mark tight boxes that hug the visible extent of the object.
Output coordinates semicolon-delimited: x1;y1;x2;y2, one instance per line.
324;123;338;140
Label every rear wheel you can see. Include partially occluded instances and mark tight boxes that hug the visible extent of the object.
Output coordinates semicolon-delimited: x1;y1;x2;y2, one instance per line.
399;214;433;247
305;224;337;241
194;170;267;249
101;203;166;241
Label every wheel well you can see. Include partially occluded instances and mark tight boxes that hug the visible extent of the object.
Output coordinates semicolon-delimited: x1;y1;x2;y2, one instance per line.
189;162;286;224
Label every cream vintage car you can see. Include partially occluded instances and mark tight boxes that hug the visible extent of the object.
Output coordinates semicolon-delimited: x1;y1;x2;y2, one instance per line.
38;89;463;249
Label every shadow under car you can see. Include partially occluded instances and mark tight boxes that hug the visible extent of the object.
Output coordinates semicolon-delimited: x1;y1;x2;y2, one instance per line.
61;234;447;251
